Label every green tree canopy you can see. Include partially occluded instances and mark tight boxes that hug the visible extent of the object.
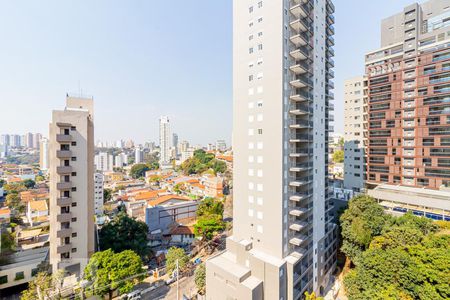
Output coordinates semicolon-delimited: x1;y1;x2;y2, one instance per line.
22;179;36;189
332;150;344;163
194;214;225;240
129;164;150;179
99;212;149;258
340;195;388;264
180;150;227;175
103;188;112;202
166;247;189;275
83;249;144;299
197;198;224;217
194;264;206;295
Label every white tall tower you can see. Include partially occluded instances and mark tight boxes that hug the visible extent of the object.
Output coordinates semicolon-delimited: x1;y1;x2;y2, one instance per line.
159;116;171;165
206;0;337;299
40;137;50;171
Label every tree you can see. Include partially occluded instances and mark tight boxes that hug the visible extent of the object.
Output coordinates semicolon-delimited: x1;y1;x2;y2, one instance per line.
103;188;112;202
22;179;36;189
194;215;225;240
180;150;227;175
339;195;388;264
332;150;344;163
83;249;144;300
304;292;324;300
197;198;224;217
21;272;52;300
35;175;45;182
99;212;149;258
5;193;24;213
0;179;4;187
194;264;206;295
129;164;150;179
1;231;15;253
166;247;189;275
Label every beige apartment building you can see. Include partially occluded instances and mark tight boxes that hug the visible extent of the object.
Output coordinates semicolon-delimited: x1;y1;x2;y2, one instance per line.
206;0;337;299
343;76;368;192
49;95;95;276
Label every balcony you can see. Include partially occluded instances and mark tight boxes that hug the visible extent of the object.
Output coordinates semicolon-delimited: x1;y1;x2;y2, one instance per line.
289;221;308;232
289;207;311;217
290;62;308;75
326;36;335;47
57;182;72;190
326;58;335;68
289;119;313;129
290;90;310;102
289;234;309;246
326;0;335;14
289;178;312;187
290;3;309;18
326;25;335;36
57;197;72;206
290;47;309;60
290;76;311;88
289;163;312;172
57;228;73;238
327;115;335;122
290;194;311;202
290;18;309;33
289;104;312;115
56;150;72;159
56;134;72;143
56;166;72;175
289;134;312;143
57;243;72;254
56;122;72;128
289;148;311;158
290;32;308;47
57;212;72;222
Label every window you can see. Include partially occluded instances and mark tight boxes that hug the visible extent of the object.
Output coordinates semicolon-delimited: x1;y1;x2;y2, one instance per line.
249;47;254;54
0;275;7;284
257;211;263;219
257;197;263;205
248;115;254;122
71;202;77;207
248;209;254;217
249;34;254;41
248;169;254;176
71;157;77;161
257;225;263;233
71;217;77;222
258;1;263;8
258;44;263;50
257;156;263;163
248;129;254;136
257;129;263;135
71;248;77;253
14;272;24;281
257;142;263;149
249;75;254;81
71;141;76;146
257;183;263;191
71;172;77;176
257;17;263;23
257;101;263;107
71;187;77;192
248;196;254;203
249;6;253;13
249;21;254;27
72;232;77;238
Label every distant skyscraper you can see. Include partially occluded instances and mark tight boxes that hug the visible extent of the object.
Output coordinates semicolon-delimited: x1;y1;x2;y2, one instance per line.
134;147;144;164
178;140;189;154
159;116;171;165
215;139;227;152
33;133;43;149
25;132;33;148
40;138;50;171
94;152;114;172
114;153;127;168
49;95;95;276
115;139;124;149
94;173;104;216
0;144;8;158
1;134;10;147
206;0;336;298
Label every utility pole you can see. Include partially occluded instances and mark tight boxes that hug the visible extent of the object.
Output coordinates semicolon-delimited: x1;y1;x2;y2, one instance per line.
176;259;179;300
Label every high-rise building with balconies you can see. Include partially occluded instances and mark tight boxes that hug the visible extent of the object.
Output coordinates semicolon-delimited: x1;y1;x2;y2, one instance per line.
49;95;95;276
366;0;450;189
205;0;337;299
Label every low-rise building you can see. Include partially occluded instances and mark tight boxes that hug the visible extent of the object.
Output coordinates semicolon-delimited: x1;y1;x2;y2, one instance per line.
168;225;195;245
26;200;49;226
0;247;49;289
145;195;198;233
202;175;224;198
0;207;11;224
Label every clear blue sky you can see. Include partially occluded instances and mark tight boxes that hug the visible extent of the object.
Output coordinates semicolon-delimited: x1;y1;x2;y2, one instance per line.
0;0;423;145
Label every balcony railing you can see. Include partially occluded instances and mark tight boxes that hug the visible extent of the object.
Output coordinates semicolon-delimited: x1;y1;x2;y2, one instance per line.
57;197;72;206
56;134;72;143
57;212;72;223
56;166;72;175
56;150;72;159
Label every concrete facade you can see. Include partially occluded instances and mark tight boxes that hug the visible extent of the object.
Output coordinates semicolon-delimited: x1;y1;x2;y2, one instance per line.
343;76;368;192
366;0;450;189
206;0;337;299
49;96;95;277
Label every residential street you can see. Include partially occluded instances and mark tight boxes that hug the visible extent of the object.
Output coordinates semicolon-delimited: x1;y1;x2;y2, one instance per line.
143;275;197;300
